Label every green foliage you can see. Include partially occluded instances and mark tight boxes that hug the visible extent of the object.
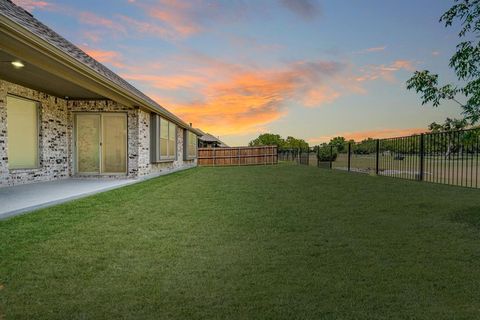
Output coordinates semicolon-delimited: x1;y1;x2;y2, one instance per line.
317;143;337;161
249;133;285;148
428;117;468;132
406;71;459;107
249;133;309;150
329;136;347;152
284;136;309;150
407;0;480;123
353;138;377;154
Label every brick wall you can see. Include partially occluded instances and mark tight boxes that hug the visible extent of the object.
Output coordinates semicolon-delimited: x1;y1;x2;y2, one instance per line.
67;100;139;178
137;109;196;177
0;80;69;187
0;80;197;187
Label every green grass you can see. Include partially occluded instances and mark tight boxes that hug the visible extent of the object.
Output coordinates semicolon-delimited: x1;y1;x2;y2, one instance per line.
1;163;480;319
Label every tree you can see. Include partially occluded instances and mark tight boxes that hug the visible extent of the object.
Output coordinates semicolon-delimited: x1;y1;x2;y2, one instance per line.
428;117;468;132
317;143;337;161
354;138;377;154
249;133;285;148
248;133;309;150
329;136;346;152
406;0;480;123
427;118;472;157
284;136;309;151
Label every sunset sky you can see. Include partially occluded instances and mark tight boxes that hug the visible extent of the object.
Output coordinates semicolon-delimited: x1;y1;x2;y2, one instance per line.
15;0;463;145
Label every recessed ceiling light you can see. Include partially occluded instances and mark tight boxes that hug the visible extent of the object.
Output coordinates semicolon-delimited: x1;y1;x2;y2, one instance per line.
11;61;24;68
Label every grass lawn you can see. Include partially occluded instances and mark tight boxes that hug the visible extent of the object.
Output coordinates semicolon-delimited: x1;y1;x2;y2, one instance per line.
1;163;480;319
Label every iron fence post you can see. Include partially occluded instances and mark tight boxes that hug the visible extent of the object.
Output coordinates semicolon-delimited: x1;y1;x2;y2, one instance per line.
419;133;425;181
317;146;320;168
376;139;380;175
348;142;351;172
330;145;333;169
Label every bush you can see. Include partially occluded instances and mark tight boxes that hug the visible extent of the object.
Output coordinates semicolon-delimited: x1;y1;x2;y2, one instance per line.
317;146;337;162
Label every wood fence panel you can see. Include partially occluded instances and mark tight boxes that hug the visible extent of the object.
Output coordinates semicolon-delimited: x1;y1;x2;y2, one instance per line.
198;146;278;167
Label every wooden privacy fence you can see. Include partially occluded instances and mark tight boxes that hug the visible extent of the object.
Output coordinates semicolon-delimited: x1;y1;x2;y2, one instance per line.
198;146;278;166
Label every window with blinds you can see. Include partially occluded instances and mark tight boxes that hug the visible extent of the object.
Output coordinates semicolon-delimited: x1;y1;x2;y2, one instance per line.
185;131;197;160
151;114;177;162
6;96;39;170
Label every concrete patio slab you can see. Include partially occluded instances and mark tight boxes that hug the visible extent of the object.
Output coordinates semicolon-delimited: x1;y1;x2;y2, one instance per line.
0;166;196;220
0;178;137;220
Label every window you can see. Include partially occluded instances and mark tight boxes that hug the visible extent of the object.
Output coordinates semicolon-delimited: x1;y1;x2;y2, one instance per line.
150;114;176;162
6;96;39;169
185;131;197;160
168;120;176;158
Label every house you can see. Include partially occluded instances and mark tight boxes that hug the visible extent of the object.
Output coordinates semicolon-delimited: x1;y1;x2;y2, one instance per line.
197;129;229;148
0;0;201;187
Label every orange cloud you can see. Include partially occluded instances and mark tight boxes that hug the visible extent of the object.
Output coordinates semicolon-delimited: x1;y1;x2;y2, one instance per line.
121;73;206;90
356;59;416;82
84;45;416;137
151;72;295;135
82;31;101;43
303;86;341;107
12;0;51;11
308;127;426;144
149;9;200;36
125;59;351;135
116;15;173;39
390;60;415;72
78;12;127;35
355;46;386;54
119;55;415;136
81;48;125;68
128;0;203;38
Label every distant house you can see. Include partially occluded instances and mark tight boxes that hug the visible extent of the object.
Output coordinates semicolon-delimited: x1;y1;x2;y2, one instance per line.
0;0;201;187
197;129;229;148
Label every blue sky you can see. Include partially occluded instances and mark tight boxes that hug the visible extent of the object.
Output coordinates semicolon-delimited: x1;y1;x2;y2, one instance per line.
16;0;463;145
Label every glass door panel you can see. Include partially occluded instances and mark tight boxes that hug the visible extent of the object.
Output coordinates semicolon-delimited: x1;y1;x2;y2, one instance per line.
76;114;100;174
101;114;127;173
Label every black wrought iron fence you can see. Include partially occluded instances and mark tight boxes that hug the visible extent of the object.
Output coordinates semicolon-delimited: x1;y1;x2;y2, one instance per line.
278;149;300;162
310;128;480;189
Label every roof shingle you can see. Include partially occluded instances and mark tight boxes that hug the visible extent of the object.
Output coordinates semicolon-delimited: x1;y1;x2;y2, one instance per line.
0;0;193;130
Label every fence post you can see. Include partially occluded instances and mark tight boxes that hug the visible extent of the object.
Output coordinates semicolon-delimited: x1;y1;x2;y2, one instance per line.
419;133;425;181
348;142;351;172
330;145;333;169
375;139;380;175
317;146;320;168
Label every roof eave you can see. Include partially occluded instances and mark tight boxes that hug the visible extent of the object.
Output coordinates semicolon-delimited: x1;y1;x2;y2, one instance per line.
0;14;202;135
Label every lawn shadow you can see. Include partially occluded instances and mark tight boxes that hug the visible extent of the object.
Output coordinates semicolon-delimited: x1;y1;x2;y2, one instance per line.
451;207;480;230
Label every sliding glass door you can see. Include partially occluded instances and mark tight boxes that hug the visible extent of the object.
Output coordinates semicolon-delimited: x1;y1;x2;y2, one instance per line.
75;113;127;175
101;114;127;174
76;114;101;174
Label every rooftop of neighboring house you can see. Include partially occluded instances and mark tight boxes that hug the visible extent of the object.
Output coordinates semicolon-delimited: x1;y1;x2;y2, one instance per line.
196;129;229;147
